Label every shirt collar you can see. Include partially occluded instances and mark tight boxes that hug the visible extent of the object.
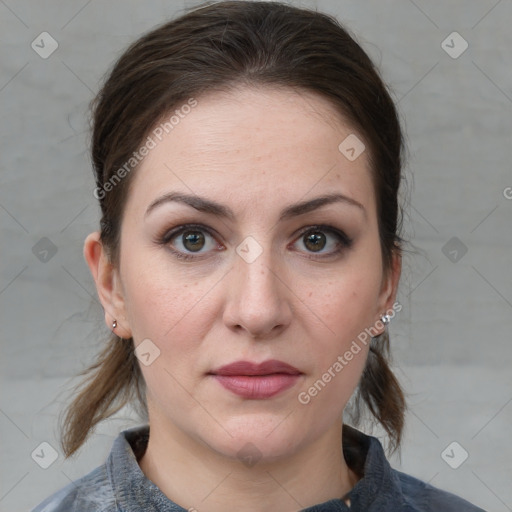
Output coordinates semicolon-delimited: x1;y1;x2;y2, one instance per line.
107;423;404;511
338;425;404;510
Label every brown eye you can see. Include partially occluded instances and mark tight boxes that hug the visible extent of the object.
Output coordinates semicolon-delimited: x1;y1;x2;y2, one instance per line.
293;225;352;259
303;231;326;252
182;230;206;252
159;224;220;261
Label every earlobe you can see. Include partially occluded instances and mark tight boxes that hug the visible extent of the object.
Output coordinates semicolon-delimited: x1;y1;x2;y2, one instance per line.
83;231;132;339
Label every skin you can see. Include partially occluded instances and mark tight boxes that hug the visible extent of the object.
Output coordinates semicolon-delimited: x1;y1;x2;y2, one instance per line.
84;86;401;512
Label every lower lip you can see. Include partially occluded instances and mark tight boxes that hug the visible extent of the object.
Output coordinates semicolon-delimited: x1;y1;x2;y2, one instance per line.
211;374;302;399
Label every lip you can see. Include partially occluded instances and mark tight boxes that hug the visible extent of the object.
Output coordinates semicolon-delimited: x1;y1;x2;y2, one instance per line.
209;359;302;376
208;359;303;399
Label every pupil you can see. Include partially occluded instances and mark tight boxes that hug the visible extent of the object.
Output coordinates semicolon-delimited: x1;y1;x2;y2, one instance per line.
183;231;205;251
305;232;325;252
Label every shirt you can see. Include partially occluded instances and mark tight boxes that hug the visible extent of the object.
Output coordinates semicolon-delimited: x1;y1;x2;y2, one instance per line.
31;424;486;511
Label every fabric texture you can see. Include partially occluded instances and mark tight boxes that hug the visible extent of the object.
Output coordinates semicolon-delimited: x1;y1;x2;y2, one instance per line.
31;424;486;511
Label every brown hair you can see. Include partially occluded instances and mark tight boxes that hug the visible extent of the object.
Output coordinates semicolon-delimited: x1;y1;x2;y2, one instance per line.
60;0;406;458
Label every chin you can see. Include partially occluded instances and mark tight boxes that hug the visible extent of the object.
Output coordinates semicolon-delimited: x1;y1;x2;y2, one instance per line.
198;416;308;464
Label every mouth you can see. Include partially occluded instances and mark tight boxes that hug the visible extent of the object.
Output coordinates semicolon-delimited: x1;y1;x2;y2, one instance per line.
208;359;303;399
208;359;302;377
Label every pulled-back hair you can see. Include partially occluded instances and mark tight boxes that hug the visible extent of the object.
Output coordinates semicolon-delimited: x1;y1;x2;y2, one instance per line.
60;0;406;459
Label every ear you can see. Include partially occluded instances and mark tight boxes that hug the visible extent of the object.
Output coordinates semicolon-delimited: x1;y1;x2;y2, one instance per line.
374;247;402;333
83;231;132;339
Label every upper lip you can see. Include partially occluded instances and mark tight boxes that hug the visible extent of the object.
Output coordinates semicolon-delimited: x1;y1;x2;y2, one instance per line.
209;359;302;376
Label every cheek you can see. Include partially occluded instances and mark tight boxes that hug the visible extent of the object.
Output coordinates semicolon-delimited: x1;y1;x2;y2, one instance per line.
297;254;382;392
119;236;220;344
123;269;218;403
308;285;373;380
307;268;383;343
295;280;376;423
124;272;216;342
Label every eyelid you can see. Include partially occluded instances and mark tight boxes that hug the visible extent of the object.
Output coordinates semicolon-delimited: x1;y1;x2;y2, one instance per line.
159;223;219;244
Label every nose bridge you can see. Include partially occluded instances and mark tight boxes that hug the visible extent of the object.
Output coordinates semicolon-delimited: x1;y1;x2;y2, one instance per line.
240;247;279;299
224;235;292;336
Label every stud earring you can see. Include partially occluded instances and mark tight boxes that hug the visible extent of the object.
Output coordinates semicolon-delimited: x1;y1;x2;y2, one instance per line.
380;314;391;325
112;319;117;329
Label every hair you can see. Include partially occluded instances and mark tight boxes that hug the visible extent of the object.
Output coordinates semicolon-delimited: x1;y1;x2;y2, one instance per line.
60;0;406;459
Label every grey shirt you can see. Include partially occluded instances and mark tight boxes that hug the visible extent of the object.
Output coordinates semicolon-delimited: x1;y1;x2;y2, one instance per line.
32;424;486;511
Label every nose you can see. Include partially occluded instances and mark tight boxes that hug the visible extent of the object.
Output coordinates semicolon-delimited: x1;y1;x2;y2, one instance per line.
222;244;293;338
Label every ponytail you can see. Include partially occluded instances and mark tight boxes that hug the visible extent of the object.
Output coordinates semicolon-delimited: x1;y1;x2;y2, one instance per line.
59;335;147;458
351;330;406;454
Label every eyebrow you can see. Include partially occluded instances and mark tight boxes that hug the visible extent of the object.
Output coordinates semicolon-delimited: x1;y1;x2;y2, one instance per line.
145;191;366;221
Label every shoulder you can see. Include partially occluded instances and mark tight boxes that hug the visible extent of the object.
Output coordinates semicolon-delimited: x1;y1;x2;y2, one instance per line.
394;468;487;511
30;464;117;512
341;425;487;511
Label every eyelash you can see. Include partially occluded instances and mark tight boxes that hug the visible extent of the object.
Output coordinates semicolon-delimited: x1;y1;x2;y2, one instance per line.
156;223;353;261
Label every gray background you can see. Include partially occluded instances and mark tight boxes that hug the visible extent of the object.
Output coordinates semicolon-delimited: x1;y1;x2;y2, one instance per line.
1;0;511;510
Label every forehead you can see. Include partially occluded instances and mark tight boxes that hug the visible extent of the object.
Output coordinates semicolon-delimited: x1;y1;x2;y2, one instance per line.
127;86;375;216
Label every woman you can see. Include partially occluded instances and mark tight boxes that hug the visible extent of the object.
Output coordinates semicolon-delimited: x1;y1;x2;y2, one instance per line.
32;2;485;510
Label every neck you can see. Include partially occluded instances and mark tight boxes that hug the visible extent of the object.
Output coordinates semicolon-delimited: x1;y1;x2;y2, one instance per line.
138;415;359;512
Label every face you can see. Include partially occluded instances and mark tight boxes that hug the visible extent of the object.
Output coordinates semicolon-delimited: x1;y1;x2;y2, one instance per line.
93;86;399;462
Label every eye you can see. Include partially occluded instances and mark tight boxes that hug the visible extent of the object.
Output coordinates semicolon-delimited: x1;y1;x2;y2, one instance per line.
157;223;352;261
292;225;352;258
159;224;221;260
